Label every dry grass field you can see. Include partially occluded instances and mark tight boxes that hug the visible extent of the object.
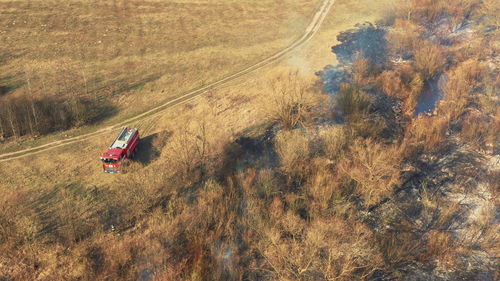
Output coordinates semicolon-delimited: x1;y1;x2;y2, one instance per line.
0;0;397;188
1;0;498;280
0;0;320;144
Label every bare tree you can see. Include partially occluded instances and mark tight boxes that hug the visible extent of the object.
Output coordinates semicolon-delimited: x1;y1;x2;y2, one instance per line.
4;100;18;138
168;118;214;180
338;138;402;206
24;65;39;134
0;102;5;140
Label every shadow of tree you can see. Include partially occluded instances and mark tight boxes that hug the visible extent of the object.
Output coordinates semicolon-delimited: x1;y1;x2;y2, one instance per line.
29;183;109;242
0;75;23;97
135;130;171;165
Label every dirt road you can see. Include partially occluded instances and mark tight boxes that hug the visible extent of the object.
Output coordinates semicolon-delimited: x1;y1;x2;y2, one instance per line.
0;0;336;162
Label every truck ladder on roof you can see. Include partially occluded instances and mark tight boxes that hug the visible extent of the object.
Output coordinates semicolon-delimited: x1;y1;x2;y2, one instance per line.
110;128;137;149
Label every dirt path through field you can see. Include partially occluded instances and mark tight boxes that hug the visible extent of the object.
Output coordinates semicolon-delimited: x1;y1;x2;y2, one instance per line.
0;0;336;162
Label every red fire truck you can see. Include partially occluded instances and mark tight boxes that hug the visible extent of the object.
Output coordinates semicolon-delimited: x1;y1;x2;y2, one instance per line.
100;127;139;173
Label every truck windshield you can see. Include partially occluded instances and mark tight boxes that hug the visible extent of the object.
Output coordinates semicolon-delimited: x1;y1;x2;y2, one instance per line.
102;158;118;164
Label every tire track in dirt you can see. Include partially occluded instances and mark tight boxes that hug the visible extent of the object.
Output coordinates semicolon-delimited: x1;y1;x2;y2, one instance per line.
0;0;336;162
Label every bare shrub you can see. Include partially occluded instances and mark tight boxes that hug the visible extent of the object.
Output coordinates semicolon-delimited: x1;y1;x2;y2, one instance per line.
166;118;222;181
306;170;355;217
377;64;423;96
338;138;402;206
414;40;446;80
447;0;481;30
319;125;350;161
255;169;279;199
377;70;409;99
336;83;373;122
275;130;313;184
264;71;323;130
308;170;337;213
376;64;424;117
351;57;373;86
349;116;388;140
405;72;425;114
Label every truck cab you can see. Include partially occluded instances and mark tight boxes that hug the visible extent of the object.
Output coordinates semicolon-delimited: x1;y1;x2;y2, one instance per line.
100;128;139;173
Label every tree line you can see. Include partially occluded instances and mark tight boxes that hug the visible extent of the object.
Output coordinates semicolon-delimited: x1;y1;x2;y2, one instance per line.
0;93;101;141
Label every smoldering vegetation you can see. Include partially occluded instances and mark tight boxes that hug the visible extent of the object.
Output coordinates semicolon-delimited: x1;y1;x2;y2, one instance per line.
0;0;499;280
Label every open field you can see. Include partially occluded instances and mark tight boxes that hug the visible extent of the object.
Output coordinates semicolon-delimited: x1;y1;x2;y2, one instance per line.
0;0;335;159
0;0;320;143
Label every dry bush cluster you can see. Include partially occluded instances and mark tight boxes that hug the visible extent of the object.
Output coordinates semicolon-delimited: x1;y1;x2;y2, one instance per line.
264;71;325;130
438;59;486;120
401;0;481;29
386;19;423;59
403;115;449;155
376;64;424;116
254;208;385;280
1;0;498;280
335;83;372;121
413;41;446;80
275;130;314;184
